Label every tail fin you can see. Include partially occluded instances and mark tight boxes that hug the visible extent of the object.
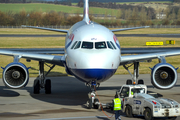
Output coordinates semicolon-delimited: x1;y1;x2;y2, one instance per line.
83;0;90;24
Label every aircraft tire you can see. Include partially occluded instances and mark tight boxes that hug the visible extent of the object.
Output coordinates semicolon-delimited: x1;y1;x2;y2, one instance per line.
45;79;51;94
87;98;92;109
93;99;99;109
33;79;40;94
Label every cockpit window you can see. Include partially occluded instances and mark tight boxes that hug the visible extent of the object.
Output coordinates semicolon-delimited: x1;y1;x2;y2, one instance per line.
107;41;113;49
110;41;116;49
71;41;77;49
74;41;81;49
95;42;106;49
82;41;93;49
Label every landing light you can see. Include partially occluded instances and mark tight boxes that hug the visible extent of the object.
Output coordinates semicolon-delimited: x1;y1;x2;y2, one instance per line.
133;82;136;85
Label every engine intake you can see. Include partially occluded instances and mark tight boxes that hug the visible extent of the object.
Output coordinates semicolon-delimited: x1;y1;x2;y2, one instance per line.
2;62;29;89
151;63;177;89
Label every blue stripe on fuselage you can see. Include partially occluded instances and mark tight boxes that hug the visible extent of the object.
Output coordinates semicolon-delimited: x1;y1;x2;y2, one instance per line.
70;69;117;83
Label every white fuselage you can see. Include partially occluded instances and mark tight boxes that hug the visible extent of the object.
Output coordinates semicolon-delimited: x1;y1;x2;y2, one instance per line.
64;21;121;83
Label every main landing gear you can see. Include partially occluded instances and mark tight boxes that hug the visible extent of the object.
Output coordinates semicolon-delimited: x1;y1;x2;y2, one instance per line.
86;81;100;109
33;61;55;94
123;62;144;85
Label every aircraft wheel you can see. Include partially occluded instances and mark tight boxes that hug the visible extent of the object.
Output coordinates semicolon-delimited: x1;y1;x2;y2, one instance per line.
87;98;92;109
33;79;40;94
144;108;154;120
138;79;144;84
126;79;132;85
125;105;133;117
45;79;51;94
93;99;99;109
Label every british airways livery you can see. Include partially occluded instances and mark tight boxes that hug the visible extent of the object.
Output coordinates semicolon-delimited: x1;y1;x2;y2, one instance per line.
0;0;180;108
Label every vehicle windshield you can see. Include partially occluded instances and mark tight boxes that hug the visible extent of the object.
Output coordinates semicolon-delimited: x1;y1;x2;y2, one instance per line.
81;41;93;49
95;41;106;49
131;88;145;94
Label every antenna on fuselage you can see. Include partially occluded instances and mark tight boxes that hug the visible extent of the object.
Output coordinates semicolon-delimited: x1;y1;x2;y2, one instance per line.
83;0;90;24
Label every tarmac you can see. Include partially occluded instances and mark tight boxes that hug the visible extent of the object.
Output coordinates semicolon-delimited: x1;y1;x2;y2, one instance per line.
0;74;180;120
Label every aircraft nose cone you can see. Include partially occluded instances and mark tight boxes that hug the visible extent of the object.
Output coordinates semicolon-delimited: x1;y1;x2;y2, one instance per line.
70;50;119;82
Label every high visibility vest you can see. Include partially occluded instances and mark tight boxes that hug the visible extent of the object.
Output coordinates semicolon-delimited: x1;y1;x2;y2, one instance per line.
127;91;134;95
114;98;121;110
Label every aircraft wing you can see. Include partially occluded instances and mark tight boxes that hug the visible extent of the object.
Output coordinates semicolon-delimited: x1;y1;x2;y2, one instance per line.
0;48;65;54
111;26;149;32
21;25;68;33
120;50;180;65
1;47;179;55
0;50;65;66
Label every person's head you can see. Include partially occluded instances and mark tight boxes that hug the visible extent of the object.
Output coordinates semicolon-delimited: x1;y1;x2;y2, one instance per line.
115;94;118;98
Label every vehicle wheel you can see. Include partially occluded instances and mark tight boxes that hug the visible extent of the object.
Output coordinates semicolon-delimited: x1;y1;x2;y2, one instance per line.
138;79;144;84
144;108;154;120
45;79;51;94
87;98;92;109
93;99;99;109
125;105;133;117
126;79;132;85
33;79;40;94
168;117;177;120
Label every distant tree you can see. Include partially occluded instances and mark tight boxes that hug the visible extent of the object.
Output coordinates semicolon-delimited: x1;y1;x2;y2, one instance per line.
140;7;147;25
177;9;180;20
174;0;180;3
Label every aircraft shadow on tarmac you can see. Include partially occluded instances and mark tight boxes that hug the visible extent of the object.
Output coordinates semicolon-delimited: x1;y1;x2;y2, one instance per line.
1;76;180;107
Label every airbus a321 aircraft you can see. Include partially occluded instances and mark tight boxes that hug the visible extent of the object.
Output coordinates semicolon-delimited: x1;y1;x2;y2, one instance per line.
0;0;180;108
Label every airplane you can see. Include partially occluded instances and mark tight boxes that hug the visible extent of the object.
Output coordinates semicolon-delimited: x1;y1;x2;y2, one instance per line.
0;0;180;109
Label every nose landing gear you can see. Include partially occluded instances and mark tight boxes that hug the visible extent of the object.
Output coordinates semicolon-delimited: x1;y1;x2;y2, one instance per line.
86;81;100;109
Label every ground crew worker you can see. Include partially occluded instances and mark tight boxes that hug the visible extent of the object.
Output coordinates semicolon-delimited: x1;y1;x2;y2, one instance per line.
127;90;134;96
113;94;121;120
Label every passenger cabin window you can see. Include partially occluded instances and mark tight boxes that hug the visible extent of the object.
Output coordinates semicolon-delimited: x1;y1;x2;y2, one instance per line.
82;42;93;49
74;41;81;49
107;41;113;49
71;41;77;49
95;42;106;49
110;41;116;49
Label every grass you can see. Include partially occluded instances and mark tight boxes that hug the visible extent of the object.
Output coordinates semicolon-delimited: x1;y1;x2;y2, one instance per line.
0;3;118;15
0;28;180;77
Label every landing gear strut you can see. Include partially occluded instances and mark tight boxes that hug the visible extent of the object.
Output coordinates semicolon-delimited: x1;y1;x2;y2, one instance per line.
123;62;144;85
33;61;55;94
86;81;100;109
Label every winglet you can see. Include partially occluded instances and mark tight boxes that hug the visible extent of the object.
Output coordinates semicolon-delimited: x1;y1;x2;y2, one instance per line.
83;0;90;24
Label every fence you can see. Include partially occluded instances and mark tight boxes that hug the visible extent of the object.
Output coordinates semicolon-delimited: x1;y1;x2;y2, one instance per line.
0;25;180;29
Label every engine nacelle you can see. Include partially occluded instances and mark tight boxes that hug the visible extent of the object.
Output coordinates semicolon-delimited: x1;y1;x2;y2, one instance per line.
2;62;29;89
151;63;178;89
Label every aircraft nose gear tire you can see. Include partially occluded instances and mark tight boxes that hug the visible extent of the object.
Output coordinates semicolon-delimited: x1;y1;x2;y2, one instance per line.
87;98;92;109
93;98;99;109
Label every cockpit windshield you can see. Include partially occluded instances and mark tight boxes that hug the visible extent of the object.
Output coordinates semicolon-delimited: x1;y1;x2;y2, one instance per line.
82;41;93;49
71;41;116;50
95;42;107;49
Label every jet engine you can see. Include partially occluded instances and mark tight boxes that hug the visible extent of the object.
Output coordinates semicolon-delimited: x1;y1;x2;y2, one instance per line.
151;63;178;89
2;62;29;89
